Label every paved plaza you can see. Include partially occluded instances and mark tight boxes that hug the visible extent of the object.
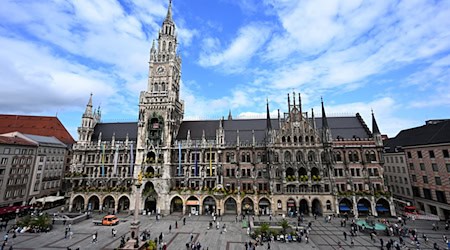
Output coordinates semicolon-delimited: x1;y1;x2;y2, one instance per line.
2;212;450;250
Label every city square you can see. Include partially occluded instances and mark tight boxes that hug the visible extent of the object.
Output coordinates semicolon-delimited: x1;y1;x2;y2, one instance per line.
0;1;449;250
3;210;450;249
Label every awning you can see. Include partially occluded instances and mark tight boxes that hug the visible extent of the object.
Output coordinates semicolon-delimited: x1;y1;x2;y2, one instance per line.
259;200;270;206
288;203;296;207
186;200;199;206
339;205;351;211
357;204;369;211
376;206;389;212
35;196;65;203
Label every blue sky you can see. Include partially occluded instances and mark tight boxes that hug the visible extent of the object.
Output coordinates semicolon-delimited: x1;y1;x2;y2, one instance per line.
1;0;449;139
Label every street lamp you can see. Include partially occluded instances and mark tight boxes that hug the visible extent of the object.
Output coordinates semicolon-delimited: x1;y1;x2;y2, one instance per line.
129;171;143;247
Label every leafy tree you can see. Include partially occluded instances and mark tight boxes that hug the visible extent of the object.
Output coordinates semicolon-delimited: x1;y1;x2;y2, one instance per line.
279;219;290;234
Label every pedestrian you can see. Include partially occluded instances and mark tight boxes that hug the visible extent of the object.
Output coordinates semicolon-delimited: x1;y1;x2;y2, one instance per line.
235;216;238;223
113;228;117;238
169;225;172;233
343;231;347;241
190;233;193;242
380;238;384;249
351;237;354;247
183;217;186;225
267;241;271;249
111;228;114;237
69;231;73;239
92;233;96;244
63;219;66;225
175;221;178;229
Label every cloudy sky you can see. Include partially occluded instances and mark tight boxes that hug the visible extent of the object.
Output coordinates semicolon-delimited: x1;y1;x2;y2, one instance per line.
1;0;449;139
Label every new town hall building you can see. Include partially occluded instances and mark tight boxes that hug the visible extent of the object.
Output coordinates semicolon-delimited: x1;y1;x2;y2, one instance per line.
67;2;395;218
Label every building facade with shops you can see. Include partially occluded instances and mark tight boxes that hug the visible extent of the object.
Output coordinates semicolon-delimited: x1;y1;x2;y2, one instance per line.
67;1;393;218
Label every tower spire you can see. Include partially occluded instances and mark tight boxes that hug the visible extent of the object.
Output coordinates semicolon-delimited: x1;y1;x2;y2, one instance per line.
166;0;173;22
321;97;332;144
228;110;232;120
372;109;381;135
83;93;93;117
287;93;291;113
321;97;328;129
298;93;303;121
266;98;272;130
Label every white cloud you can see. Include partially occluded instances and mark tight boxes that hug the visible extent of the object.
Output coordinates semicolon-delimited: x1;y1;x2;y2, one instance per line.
198;23;272;73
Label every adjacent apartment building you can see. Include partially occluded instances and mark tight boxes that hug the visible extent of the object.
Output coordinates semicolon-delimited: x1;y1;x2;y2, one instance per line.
389;119;450;220
383;138;414;211
0;135;37;207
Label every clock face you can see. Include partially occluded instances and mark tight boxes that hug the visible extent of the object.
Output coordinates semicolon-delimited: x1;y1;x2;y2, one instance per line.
156;66;165;75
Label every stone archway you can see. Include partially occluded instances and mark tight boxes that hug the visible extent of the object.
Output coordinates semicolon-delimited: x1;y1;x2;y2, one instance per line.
186;196;200;215
202;196;216;215
145;166;155;177
339;198;353;214
72;195;85;212
299;199;309;215
143;182;157;214
224;197;237;215
376;198;391;216
357;198;372;216
118;196;130;213
258;198;271;215
170;196;183;214
312;199;322;216
87;195;100;211
287;198;297;216
241;197;254;215
103;195;115;213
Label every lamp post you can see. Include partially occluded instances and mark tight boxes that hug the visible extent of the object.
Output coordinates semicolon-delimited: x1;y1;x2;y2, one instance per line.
129;171;143;248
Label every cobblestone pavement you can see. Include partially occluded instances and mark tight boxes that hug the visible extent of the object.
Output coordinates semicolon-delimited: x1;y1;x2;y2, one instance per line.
2;213;450;250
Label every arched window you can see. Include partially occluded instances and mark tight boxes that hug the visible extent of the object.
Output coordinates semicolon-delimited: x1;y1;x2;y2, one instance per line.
163;41;166;51
154;83;159;91
287;136;291;143
282;136;286;143
293;136;297;143
161;83;165;91
335;152;342;162
308;151;316;162
310;136;314;144
168;42;172;51
296;151;304;162
284;151;292;162
274;153;279;163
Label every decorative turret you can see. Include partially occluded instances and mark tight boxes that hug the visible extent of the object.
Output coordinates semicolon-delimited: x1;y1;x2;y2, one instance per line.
266;99;272;131
228;110;233;120
372;110;383;147
78;93;97;143
321;98;332;144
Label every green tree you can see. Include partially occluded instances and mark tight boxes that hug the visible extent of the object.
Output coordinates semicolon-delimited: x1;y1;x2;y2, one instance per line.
279;219;290;234
260;222;270;236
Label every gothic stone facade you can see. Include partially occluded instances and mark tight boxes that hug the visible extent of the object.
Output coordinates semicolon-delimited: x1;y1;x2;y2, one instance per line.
67;2;394;217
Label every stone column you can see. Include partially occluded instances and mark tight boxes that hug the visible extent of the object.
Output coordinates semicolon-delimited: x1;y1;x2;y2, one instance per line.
352;196;358;218
371;196;378;217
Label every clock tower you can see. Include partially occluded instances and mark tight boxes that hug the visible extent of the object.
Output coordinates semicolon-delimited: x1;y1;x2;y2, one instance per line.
135;0;184;206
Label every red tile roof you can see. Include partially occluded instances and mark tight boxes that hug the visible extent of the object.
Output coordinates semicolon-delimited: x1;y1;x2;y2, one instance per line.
0;135;37;146
0;115;75;145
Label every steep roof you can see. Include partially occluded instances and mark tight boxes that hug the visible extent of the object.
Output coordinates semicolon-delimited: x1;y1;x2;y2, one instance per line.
92;122;138;142
388;119;450;147
176;115;372;144
0;115;75;145
0;135;37;147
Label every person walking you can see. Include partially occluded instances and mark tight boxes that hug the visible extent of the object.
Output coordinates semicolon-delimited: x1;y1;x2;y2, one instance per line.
267;241;271;249
380;238;384;249
112;228;117;238
92;233;97;244
183;217;186;225
169;225;172;233
343;231;347;241
175;221;178;229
